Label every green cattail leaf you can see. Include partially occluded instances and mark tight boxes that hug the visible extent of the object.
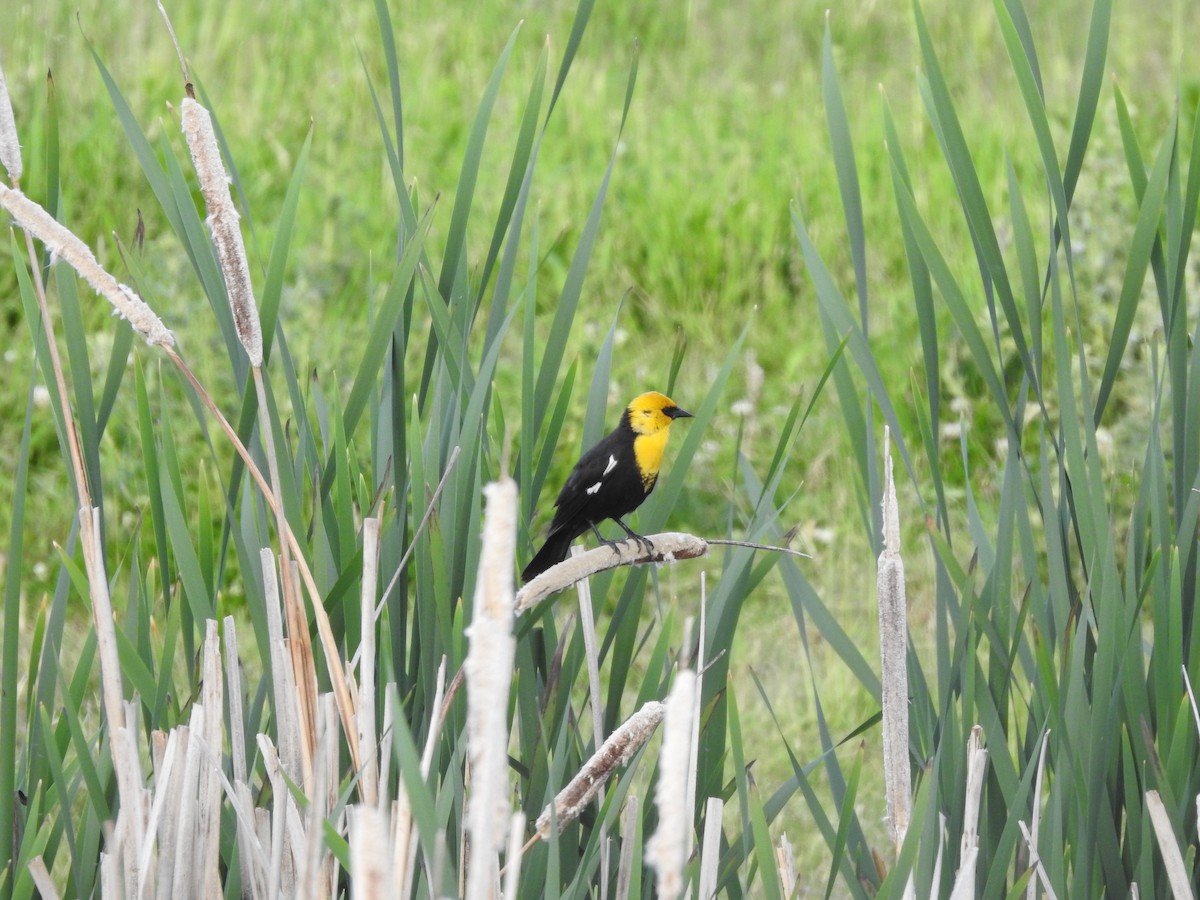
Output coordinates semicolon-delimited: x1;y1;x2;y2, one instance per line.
0;372;36;881
1094;107;1175;423
912;0;1035;394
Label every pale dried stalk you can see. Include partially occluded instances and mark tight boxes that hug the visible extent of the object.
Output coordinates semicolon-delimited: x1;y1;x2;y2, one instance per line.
223;617;249;781
685;582;707;863
1024;730;1052;900
575;547;605;745
615;795;640;900
646;671;697;900
516;532;708;611
259;734;299;899
697;797;723;900
775;834;796;899
536;701;666;838
0;185;174;346
141;729;179;887
262;549;309;788
949;726;988;900
358;517;382;806
929;814;946;900
0;60;21;183
27;857;58;900
196;623;224;896
180;96;262;365
465;479;518;900
170;710;205;897
1017;821;1059;900
501;812;526;900
351;805;392;900
396;658;449;898
877;427;911;848
1146;790;1195;900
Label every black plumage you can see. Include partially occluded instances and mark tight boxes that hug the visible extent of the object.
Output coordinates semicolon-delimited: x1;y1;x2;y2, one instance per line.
522;392;692;583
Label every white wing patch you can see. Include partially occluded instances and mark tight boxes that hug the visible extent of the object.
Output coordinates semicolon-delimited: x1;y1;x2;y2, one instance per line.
586;482;602;495
603;454;618;476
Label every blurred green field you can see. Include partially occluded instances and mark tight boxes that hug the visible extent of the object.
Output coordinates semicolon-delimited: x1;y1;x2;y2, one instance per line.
2;0;1197;887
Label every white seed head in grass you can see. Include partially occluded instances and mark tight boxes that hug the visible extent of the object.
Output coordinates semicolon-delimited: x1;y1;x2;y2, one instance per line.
0;61;21;183
535;701;665;838
0;185;174;346
181;96;262;367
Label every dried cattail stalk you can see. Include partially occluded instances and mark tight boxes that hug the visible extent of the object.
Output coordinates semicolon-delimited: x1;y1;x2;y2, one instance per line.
646;672;697;899
501;812;527;900
536;701;666;838
515;532;708;612
697;797;723;900
949;726;988;900
351;805;392;900
180;96;262;366
615;795;640;900
465;479;518;899
196;623;224;896
358;517;382;806
262;549;308;788
1024;731;1051;900
0;185;173;345
1146;791;1194;899
0;61;21;183
775;834;797;898
27;858;58;900
877;427;911;848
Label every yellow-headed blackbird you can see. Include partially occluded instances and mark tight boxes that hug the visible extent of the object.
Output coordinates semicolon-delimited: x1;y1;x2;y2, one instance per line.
521;391;693;582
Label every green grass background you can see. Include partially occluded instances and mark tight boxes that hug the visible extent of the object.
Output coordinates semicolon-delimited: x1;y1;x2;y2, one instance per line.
2;0;1198;883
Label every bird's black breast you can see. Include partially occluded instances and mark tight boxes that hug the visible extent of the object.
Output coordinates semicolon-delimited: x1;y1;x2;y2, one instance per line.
546;423;654;540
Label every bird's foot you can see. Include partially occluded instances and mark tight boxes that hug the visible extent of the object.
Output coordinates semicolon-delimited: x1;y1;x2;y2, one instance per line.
613;519;655;557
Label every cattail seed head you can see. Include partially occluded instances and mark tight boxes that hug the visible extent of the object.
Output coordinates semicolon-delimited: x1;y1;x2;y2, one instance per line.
181;97;262;367
0;184;174;346
0;60;22;183
535;701;665;838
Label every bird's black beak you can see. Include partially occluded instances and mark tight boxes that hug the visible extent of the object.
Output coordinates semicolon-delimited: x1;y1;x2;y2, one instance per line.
666;406;693;419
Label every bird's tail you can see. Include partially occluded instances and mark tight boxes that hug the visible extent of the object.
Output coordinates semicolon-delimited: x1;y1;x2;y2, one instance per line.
521;531;574;583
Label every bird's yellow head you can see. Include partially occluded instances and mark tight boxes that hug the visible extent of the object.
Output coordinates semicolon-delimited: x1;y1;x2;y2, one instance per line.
625;391;693;435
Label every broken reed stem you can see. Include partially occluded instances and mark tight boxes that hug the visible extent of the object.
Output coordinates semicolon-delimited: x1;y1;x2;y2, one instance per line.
877;427;911;849
949;726;988;900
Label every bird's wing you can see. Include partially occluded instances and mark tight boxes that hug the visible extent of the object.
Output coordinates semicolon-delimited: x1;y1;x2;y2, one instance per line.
546;433;623;535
